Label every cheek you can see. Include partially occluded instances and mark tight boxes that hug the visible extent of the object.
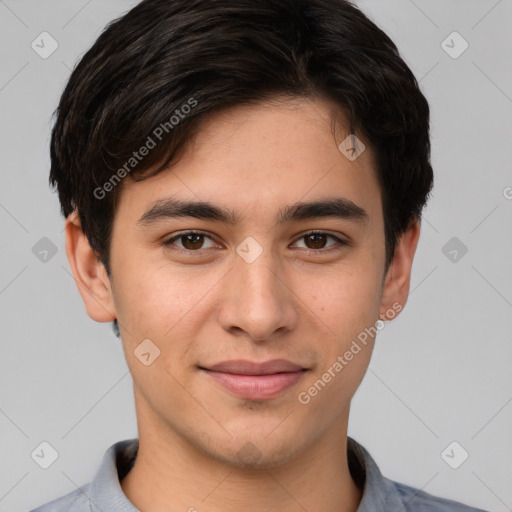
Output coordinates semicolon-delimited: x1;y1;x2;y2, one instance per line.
112;269;204;396
314;264;382;333
296;270;379;417
112;261;221;348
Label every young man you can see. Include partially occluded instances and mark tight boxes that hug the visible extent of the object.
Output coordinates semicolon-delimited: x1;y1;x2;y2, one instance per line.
31;0;488;511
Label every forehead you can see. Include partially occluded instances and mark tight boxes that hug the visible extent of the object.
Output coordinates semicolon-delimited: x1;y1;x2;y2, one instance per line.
115;96;382;226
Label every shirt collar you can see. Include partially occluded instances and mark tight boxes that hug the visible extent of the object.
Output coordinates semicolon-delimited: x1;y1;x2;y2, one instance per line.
347;437;404;511
88;436;404;511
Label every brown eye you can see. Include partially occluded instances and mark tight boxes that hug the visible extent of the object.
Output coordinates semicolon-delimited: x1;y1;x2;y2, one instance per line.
292;232;345;253
163;231;217;252
180;233;205;250
304;233;329;249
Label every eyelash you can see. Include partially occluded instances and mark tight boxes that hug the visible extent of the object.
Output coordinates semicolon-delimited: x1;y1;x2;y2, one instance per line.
162;230;347;256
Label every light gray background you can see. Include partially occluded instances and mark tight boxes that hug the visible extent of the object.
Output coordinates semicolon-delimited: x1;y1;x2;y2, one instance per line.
1;1;511;511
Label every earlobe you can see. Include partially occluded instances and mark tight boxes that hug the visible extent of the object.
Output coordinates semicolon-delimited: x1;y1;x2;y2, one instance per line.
65;210;117;323
379;218;421;320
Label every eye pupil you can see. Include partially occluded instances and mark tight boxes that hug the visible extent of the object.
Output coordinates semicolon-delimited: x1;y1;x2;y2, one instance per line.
306;234;327;249
183;234;203;250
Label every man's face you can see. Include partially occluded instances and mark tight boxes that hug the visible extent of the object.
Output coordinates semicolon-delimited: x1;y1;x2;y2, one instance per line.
105;97;391;466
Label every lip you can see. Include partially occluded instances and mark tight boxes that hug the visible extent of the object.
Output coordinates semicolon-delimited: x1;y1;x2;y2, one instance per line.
205;359;305;375
199;359;308;400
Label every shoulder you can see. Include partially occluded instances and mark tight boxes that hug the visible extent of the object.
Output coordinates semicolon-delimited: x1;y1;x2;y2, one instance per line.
391;479;489;512
28;483;92;512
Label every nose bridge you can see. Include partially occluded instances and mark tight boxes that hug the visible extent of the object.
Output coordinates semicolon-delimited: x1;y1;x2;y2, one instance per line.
238;245;280;300
218;238;297;340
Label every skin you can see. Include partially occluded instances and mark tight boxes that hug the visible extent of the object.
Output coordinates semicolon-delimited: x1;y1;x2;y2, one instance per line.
65;96;420;512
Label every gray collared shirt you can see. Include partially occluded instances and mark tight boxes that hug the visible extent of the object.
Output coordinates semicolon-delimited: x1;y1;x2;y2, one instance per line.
30;437;488;511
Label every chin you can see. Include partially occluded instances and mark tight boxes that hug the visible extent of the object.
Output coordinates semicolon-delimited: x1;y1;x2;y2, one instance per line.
212;441;299;470
207;427;302;469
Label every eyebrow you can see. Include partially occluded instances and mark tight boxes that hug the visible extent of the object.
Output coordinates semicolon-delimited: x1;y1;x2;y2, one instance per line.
137;196;369;226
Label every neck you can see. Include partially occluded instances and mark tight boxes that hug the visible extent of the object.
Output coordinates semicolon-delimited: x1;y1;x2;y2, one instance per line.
121;392;362;512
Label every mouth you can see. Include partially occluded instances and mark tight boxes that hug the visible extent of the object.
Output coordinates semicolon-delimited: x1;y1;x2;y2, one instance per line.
198;359;309;400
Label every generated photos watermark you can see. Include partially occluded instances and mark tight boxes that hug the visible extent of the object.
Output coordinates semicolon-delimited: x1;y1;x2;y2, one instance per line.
297;302;403;405
93;97;198;200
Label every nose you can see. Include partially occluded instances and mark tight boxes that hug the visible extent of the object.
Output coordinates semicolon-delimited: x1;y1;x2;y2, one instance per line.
216;246;299;342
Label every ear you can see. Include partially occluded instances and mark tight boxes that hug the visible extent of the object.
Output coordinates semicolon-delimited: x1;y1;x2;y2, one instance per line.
379;218;421;321
65;210;117;322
